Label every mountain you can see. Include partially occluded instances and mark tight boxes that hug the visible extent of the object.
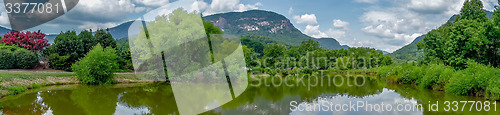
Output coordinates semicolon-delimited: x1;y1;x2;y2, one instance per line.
106;21;144;40
203;10;349;49
390;10;493;63
0;26;11;35
312;38;349;49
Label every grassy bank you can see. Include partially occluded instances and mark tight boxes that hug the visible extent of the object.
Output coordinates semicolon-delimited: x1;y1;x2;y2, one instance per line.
376;61;500;100
0;71;152;98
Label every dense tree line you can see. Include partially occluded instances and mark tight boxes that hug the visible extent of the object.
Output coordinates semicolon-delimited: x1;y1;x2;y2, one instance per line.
419;0;500;69
242;39;393;70
44;29;128;71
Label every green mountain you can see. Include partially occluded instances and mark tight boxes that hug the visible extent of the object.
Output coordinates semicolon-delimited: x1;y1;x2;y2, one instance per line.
203;10;349;49
390;10;493;63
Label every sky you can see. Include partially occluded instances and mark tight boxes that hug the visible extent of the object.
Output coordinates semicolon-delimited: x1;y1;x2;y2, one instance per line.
0;0;498;52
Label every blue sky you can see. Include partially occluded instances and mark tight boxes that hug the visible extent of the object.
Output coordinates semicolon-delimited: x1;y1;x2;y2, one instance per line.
0;0;498;52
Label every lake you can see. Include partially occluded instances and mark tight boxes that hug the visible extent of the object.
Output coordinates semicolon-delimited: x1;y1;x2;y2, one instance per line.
0;74;498;115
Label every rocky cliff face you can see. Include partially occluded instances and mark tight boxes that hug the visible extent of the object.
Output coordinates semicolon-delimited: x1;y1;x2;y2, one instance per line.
203;10;348;49
205;10;298;35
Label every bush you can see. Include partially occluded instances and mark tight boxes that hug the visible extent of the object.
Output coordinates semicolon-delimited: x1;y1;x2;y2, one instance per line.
300;68;313;75
0;45;38;69
72;44;119;85
445;61;500;96
0;50;14;69
419;64;454;90
1;30;50;53
486;77;500;100
13;49;38;69
267;69;277;77
7;86;27;95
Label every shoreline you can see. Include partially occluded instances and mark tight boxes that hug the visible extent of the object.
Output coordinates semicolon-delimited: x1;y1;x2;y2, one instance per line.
0;71;156;99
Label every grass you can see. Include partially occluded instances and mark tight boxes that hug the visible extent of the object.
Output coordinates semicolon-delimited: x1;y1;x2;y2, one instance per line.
0;71;74;81
0;71;140;98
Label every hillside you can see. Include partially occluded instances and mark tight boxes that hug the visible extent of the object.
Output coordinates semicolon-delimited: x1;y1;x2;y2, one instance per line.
203;10;349;49
390;10;493;63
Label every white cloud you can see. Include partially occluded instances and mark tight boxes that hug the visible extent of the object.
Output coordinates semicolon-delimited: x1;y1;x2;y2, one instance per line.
69;0;137;22
77;22;117;30
191;0;209;13
0;1;9;26
289;7;293;14
202;0;262;15
356;0;499;52
333;19;349;29
326;29;346;38
304;25;328;38
293;14;318;25
135;7;148;13
134;0;170;7
355;0;378;4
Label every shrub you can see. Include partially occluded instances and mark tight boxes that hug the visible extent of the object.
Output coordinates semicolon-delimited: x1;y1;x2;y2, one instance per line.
445;72;475;95
486;77;500;100
7;86;27;95
267;69;277;77
72;44;119;85
1;30;50;53
420;64;454;90
13;49;38;69
300;68;313;75
446;61;500;96
0;49;14;69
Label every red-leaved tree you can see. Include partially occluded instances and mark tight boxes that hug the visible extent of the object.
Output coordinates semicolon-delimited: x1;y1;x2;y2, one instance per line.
1;30;50;53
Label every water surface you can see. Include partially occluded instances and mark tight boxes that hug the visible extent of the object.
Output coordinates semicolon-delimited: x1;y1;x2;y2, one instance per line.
0;75;498;115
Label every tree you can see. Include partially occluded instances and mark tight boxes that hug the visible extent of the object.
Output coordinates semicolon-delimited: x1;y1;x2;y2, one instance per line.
486;1;500;67
445;19;489;69
95;29;117;49
456;0;488;22
79;30;97;53
299;39;320;54
45;31;85;71
263;43;287;68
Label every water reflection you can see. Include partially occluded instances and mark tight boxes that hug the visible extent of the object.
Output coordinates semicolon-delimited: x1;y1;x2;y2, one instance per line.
0;76;498;115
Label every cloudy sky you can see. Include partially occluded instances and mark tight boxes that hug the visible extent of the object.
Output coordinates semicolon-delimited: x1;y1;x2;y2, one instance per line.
0;0;498;52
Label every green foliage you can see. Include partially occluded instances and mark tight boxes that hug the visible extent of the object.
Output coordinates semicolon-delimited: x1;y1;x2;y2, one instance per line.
299;39;320;54
117;38;133;70
0;45;38;69
300;68;313;75
7;86;27;95
420;0;499;70
79;30;97;53
72;44;119;85
378;60;500;100
45;31;85;71
446;61;499;96
445;19;488;69
13;49;38;69
94;29;117;48
266;68;277;77
0;49;14;69
240;35;275;54
263;43;287;68
419;64;455;90
456;0;488;22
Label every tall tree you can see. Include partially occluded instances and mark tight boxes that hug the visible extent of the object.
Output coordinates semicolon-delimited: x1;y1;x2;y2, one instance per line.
94;29;117;49
456;0;488;22
79;30;97;53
